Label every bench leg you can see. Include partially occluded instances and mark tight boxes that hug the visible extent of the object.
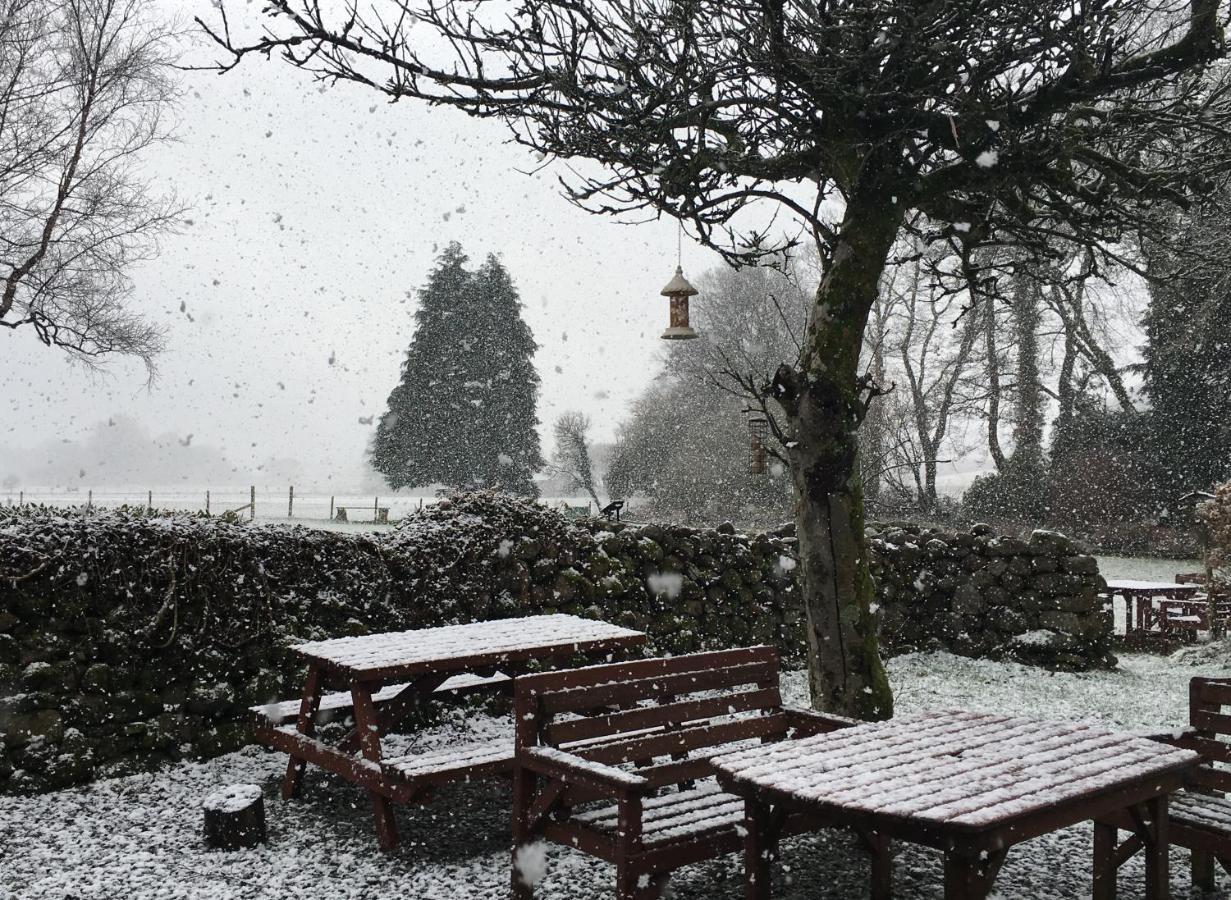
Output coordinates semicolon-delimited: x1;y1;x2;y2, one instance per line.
615;867;666;900
281;666;322;800
511;762;537;900
352;683;400;851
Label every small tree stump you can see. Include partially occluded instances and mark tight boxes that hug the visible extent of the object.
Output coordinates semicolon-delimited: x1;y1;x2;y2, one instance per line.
202;784;266;850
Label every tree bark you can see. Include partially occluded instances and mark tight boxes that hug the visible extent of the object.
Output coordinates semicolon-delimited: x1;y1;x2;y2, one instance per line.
776;193;897;721
983;300;1008;471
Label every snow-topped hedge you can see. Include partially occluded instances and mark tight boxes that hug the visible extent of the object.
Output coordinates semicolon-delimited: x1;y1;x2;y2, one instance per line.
0;493;801;793
0;493;1110;795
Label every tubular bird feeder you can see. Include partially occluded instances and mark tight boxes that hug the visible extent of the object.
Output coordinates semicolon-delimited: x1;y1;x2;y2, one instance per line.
660;266;699;340
748;415;770;475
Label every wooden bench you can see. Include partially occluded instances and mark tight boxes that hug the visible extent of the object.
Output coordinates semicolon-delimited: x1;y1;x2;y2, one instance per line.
1098;676;1231;895
509;645;857;900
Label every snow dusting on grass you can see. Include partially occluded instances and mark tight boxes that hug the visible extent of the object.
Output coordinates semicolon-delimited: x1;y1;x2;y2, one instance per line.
2;650;1228;899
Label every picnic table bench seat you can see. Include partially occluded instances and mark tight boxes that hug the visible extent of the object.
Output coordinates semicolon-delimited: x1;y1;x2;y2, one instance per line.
250;672;512;726
509;645;857;900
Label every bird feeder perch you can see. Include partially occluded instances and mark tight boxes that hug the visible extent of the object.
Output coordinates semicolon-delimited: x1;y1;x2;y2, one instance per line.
660;266;699;340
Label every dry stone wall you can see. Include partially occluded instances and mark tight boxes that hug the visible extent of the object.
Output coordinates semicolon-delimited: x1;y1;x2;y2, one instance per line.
0;495;1110;794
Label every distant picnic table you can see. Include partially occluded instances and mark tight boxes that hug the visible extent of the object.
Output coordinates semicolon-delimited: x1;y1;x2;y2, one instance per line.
252;614;646;849
713;709;1199;900
1101;580;1206;642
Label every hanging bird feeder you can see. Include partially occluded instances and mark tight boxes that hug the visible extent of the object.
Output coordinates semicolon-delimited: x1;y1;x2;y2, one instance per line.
748;415;770;475
660;221;699;340
660;266;699;340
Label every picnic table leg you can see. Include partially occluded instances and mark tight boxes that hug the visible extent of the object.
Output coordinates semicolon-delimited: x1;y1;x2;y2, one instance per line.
1093;821;1119;900
281;665;323;800
943;847;1006;900
352;683;400;851
857;829;893;900
742;797;782;900
1142;795;1170;900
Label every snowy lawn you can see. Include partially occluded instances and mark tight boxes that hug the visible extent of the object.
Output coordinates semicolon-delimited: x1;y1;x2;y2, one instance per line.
3;649;1229;900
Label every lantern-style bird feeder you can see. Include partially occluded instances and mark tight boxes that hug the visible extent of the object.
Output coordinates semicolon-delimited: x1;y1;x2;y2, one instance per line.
660;266;699;340
748;415;770;475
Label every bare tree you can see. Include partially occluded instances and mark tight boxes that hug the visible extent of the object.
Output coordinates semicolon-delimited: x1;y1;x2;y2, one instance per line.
203;0;1231;719
549;411;602;508
0;0;180;369
881;253;979;512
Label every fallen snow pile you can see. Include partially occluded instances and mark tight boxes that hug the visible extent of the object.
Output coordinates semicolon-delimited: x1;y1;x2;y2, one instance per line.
1;651;1224;900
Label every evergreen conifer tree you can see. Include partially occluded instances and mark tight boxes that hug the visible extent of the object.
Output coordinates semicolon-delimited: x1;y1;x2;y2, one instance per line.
371;244;543;494
1143;206;1231;498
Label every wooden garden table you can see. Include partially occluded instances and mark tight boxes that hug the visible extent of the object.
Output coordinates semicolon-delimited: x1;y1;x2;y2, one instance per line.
713;709;1199;900
255;614;645;849
1102;580;1205;639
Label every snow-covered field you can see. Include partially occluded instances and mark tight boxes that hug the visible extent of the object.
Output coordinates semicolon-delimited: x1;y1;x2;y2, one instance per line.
3;650;1228;900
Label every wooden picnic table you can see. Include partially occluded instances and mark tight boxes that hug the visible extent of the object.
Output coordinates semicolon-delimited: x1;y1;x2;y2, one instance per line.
1102;580;1206;640
253;614;645;849
713;709;1199;900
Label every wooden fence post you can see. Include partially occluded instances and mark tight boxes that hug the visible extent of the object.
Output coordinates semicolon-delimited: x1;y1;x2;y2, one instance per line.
148;490;153;513
374;496;378;519
329;496;335;520
18;491;23;506
206;490;211;516
288;485;294;518
250;485;256;521
87;489;92;510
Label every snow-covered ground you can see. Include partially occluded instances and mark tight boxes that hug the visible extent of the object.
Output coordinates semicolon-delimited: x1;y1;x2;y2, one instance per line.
3;650;1228;900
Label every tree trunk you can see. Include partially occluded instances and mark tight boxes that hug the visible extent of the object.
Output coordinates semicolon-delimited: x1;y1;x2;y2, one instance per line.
983;301;1008;471
1010;272;1044;470
776;195;897;721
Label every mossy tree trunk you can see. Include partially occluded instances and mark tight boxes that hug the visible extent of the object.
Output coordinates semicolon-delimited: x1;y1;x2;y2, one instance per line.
774;190;901;721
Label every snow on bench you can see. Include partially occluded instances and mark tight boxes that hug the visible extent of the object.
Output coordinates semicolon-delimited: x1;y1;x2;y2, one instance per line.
1171;791;1231;833
292;614;644;675
251;672;511;725
573;780;745;846
381;739;515;784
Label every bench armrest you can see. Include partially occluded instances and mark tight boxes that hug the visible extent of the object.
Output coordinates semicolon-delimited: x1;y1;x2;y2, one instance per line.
784;707;861;738
1134;724;1196;746
519;746;650;796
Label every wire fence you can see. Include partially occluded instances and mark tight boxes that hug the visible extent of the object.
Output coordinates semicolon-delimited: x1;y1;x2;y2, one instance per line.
0;487;599;526
0;486;435;525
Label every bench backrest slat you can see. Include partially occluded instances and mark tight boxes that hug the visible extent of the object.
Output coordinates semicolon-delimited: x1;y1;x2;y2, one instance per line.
516;645;785;793
537;657;778;715
1187;677;1231;785
546;686;782;745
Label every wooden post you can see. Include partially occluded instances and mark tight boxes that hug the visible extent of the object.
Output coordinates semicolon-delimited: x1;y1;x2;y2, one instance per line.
206;490;211;516
148;490;153;513
18;491;22;506
329;496;335;520
288;485;294;518
87;489;92;510
374;496;379;519
250;485;256;521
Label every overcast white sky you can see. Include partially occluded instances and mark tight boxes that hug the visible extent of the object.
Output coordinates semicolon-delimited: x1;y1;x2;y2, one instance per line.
1;0;727;491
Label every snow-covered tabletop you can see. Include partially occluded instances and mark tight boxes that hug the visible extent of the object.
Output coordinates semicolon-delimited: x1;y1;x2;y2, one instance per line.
1103;580;1201;593
292;614;646;678
712;709;1199;832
